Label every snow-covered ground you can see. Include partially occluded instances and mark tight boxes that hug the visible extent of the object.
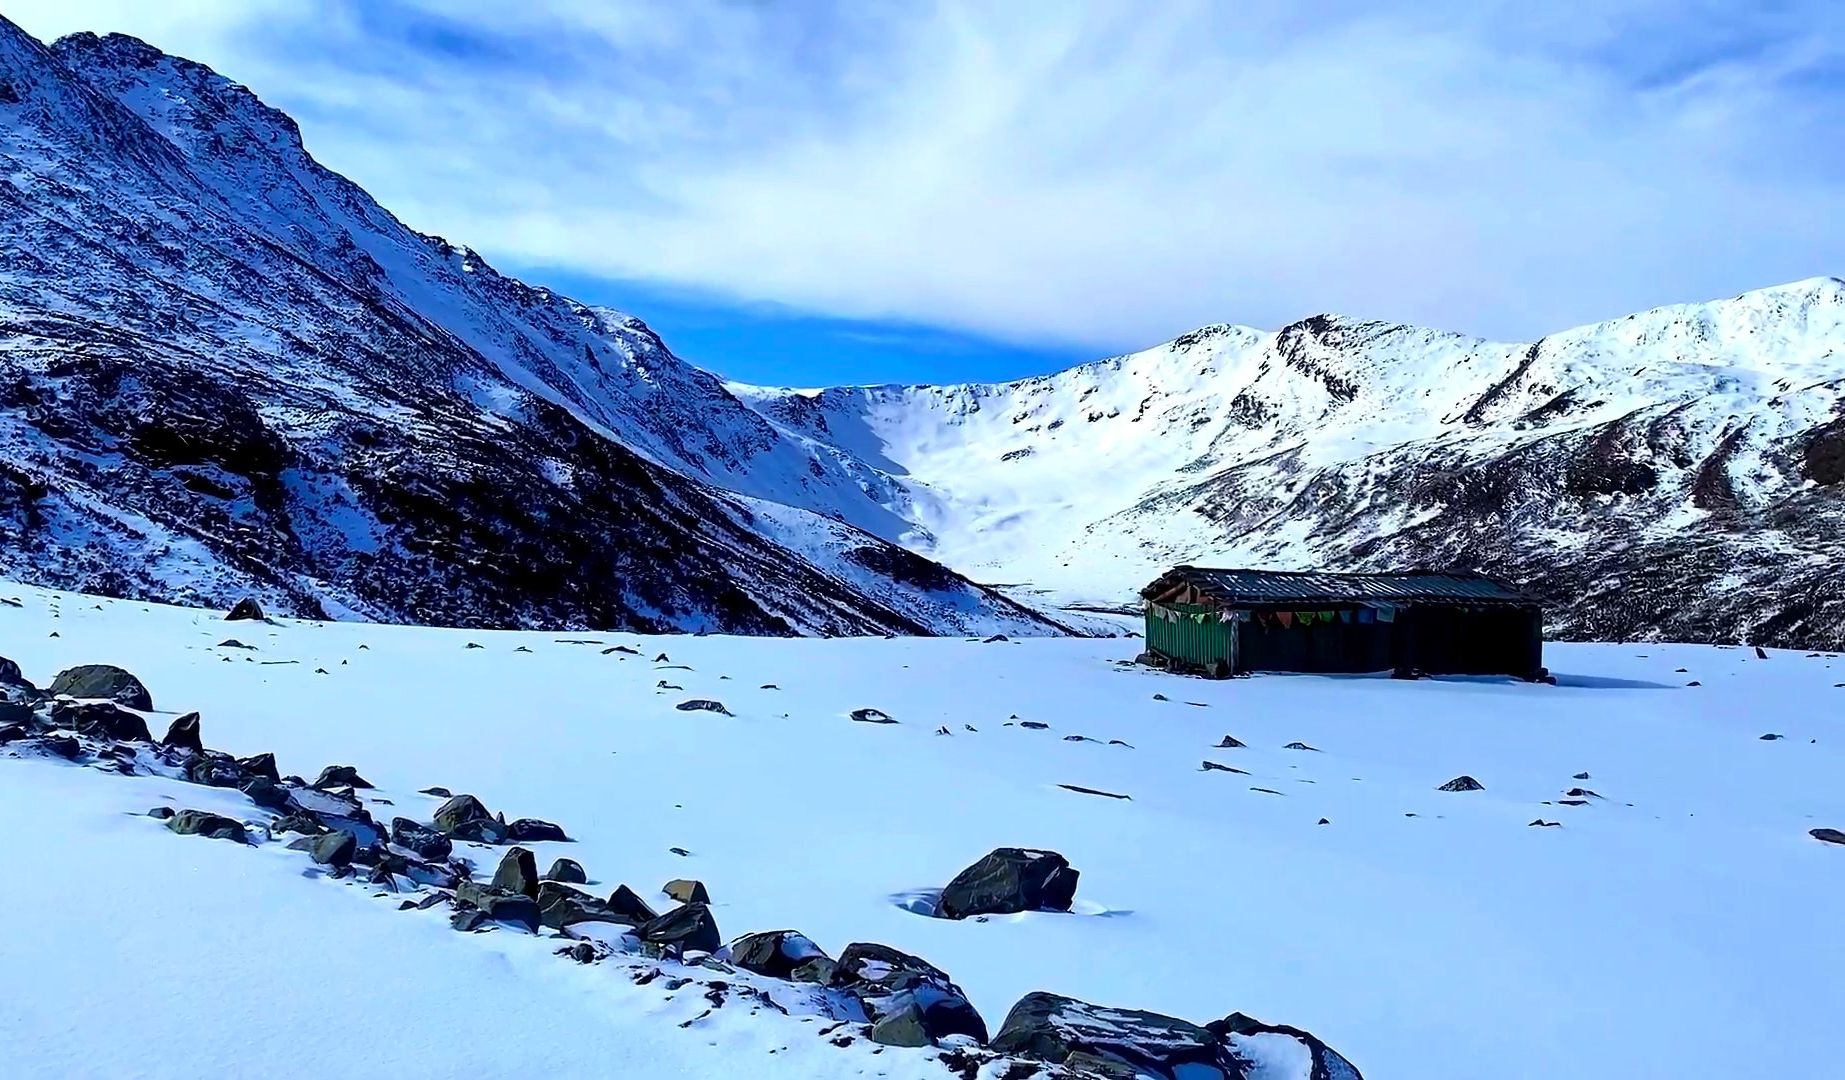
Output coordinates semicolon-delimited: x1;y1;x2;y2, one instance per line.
4;581;1843;1078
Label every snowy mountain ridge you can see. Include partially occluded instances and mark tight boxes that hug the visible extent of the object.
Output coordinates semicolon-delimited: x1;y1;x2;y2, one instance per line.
0;19;1070;636
732;277;1845;647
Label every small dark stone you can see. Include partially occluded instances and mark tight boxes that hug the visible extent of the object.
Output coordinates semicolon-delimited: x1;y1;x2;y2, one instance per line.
1572;772;1591;780
1529;819;1561;827
147;806;176;819
1754;646;1769;659
433;794;493;835
1020;721;1050;730
216;639;254;650
1438;775;1485;792
1811;828;1845;846
668;846;690;857
225;597;266;621
544;858;587;884
1058;783;1130;800
1152;694;1168;701
48;665;152;710
1760;733;1783;741
464;642;484;649
559;941;599;964
419;786;452;798
160;712;202;751
664;878;709;904
1215;734;1246;748
0;655;27;688
850;708;896;724
313;765;373;790
1283;741;1320;751
1201;760;1248;774
52;700;151;742
1317;817;1330;825
166;809;248;843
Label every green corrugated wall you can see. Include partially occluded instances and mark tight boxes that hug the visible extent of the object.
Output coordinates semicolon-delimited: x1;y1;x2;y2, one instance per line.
1145;603;1235;671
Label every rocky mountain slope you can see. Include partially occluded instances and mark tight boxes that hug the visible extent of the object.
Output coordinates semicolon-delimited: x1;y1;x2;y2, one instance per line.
734;282;1845;648
0;19;1073;636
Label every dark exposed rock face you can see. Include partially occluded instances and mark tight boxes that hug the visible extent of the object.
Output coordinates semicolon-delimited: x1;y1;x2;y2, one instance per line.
47;664;151;709
1209;1012;1366;1080
605;884;659;925
160;712;201;751
663;878;709;905
543;858;586;884
51;700;150;742
225;597;264;621
313;765;372;790
635;902;721;955
490;847;540;898
433;794;493;836
0;655;26;687
390;818;452;861
0;23;1073;640
937;848;1079;920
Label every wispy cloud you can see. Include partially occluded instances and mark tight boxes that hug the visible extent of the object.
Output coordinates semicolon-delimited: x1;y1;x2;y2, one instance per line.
11;0;1845;352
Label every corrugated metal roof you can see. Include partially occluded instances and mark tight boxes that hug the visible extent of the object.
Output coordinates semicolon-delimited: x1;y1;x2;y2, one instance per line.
1144;566;1534;605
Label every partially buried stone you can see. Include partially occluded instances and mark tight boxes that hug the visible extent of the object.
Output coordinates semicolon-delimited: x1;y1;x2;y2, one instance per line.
507;817;569;842
48;664;152;710
491;847;540;898
635;902;721;955
390;818;453;860
160;712;202;751
936;848;1078;919
309;829;358;867
313;764;372;790
166;809;248;843
728;930;830;980
605;884;658;925
543;858;587;884
663;878;709;904
1438;776;1485;792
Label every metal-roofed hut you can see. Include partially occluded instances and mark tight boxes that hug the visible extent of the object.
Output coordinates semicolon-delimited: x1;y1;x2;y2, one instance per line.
1140;566;1544;679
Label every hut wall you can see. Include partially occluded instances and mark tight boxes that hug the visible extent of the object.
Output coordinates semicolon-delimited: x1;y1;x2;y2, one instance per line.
1235;609;1393;674
1398;605;1542;676
1145;603;1235;672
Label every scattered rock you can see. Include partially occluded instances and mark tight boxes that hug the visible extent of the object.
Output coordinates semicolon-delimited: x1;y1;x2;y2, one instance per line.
675;699;733;716
490;847;540;898
453;885;541;933
241;776;292;811
146;806;176;819
664;878;710;904
507;818;570;842
606;884;660;925
433;793;494;835
160;712;202;751
1760;733;1783;741
937;848;1079;919
1201;760;1248;774
850;708;896;724
313;764;373;790
558;940;600;964
216;639;254;650
1438;776;1484;792
544;858;587;884
669;846;690;857
309;829;359;867
1283;741;1320;752
1058;783;1130;801
1019;721;1050;731
1215;735;1246;749
636;902;722;955
536;881;626;929
1208;1012;1365;1080
237;752;279;782
1810;828;1845;846
1152;694;1168;702
390;817;453;860
728;929;831;979
1564;787;1603;799
49;664;153;710
35;734;81;759
0;655;27;688
1572;772;1591;780
419;786;452;798
982;634;1010;643
1529;819;1561;827
1754;646;1769;659
759;683;779;690
165;809;248;843
1317;818;1330;825
464;642;484;650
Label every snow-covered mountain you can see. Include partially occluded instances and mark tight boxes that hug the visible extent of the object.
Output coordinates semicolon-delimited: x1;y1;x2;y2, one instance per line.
734;281;1845;648
0;20;1074;636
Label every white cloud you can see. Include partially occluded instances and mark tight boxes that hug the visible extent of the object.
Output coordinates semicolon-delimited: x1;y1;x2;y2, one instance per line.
9;0;1845;352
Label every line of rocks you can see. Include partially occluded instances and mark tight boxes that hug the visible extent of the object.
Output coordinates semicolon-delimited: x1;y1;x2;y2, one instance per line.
1;656;1365;1079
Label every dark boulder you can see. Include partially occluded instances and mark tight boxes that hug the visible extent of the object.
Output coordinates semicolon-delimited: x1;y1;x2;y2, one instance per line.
635;901;722;955
1812;828;1845;846
0;701;35;726
48;665;152;710
309;829;359;867
675;699;732;715
543;858;587;884
536;881;625;929
390;818;453;861
241;776;292;811
937;848;1079;920
160;712;202;751
146;806;176;819
237;752;280;782
664;878;709;904
507;817;569;842
0;722;29;744
165;809;249;844
1437;776;1484;792
225;597;266;621
1209;1012;1365;1080
313;765;373;790
990;993;1225;1077
36;734;81;759
851;707;896;724
832;943;987;1045
0;655;28;688
606;884;659;925
728;930;830;980
433;794;493;835
51;701;151;743
490;846;540;898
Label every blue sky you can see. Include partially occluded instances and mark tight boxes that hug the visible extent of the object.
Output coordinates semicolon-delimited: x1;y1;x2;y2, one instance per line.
10;1;1844;386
